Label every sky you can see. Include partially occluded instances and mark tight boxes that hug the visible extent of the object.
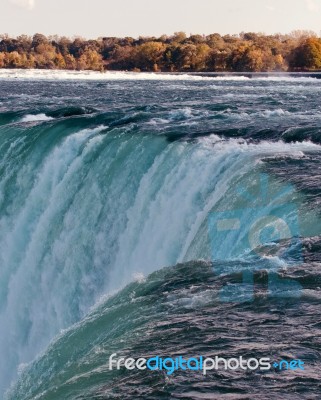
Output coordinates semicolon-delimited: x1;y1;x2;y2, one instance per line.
1;0;321;38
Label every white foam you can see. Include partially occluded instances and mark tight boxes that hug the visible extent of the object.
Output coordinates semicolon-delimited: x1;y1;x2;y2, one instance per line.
0;69;223;81
260;108;287;117
20;113;54;122
0;69;319;82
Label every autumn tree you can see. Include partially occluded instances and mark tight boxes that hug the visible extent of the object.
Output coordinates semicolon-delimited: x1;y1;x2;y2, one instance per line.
55;53;66;69
207;49;230;71
77;49;103;71
5;51;23;68
229;45;266;71
135;42;166;71
32;33;48;49
171;32;187;44
0;52;5;68
34;43;57;68
109;45;136;70
290;37;321;70
206;33;225;49
56;36;72;56
64;54;77;70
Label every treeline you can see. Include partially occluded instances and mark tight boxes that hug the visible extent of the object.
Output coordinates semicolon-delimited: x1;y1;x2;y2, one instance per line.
0;31;321;72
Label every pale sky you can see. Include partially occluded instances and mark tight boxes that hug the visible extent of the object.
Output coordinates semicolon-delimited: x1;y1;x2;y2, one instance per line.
1;0;321;38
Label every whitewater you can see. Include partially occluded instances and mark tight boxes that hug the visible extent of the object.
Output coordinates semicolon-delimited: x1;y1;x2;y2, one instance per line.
1;71;321;399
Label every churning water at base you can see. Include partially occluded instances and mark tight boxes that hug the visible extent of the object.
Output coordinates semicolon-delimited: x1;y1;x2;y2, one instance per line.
1;73;321;399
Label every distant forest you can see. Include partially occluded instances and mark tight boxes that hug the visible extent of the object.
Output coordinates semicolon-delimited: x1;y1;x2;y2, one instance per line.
0;31;321;72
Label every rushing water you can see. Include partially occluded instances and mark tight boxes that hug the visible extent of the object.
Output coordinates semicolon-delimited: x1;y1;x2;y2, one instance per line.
1;71;321;399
